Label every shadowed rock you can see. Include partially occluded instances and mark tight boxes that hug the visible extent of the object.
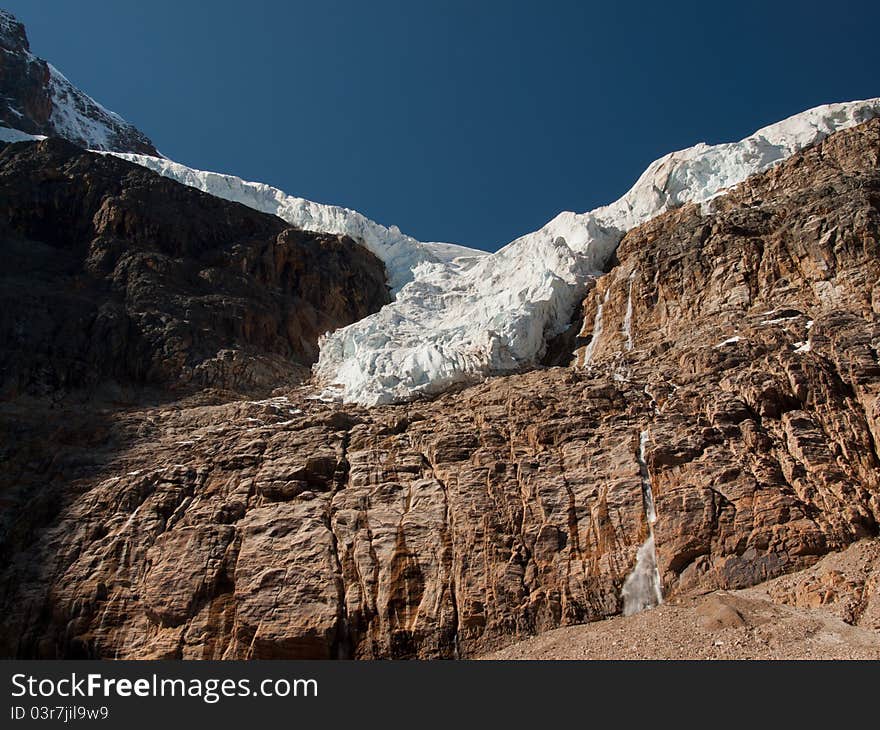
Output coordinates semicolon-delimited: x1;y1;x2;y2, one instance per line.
0;137;390;398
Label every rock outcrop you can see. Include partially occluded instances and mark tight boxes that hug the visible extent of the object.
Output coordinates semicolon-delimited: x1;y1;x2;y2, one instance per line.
0;137;390;398
2;119;880;660
0;9;159;155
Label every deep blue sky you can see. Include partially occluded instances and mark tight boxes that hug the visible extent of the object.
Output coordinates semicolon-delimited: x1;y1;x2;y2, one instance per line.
5;1;879;251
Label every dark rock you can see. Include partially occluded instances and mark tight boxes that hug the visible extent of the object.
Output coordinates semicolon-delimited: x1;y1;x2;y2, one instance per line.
0;138;390;398
0;11;159;155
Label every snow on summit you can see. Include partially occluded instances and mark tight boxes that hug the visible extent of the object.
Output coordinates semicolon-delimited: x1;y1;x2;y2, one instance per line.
0;9;158;155
0;6;485;296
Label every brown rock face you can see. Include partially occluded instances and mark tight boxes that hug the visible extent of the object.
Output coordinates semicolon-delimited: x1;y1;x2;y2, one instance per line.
0;10;158;155
483;539;880;660
2;120;880;660
0;137;390;397
574;117;880;592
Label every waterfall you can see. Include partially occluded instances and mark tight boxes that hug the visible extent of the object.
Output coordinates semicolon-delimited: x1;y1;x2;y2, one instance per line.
581;289;609;365
638;429;656;524
623;271;636;352
622;429;663;615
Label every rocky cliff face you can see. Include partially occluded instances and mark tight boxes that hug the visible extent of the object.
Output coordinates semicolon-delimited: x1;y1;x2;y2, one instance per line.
0;10;159;155
575;117;880;592
2;120;880;660
0;137;390;398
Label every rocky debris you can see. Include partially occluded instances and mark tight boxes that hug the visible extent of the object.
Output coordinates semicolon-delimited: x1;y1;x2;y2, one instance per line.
0;137;390;398
756;539;880;629
0;10;158;155
2;120;880;659
482;542;880;659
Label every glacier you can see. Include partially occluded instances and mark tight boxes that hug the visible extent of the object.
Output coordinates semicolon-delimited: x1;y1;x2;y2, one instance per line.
104;153;486;294
4;95;880;406
312;98;880;405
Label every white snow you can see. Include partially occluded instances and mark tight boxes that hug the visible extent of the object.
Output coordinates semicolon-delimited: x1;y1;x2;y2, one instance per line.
714;336;743;348
47;64;114;150
103;153;487;294
793;321;815;352
0;126;45;143
42;64;158;154
314;99;880;404
5;91;878;406
1;8;155;155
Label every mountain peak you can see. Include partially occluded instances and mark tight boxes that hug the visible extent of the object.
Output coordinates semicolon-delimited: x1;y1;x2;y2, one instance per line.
0;9;28;53
0;7;159;155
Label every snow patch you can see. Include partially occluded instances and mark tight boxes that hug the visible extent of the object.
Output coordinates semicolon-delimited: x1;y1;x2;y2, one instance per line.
35;63;155;154
761;315;800;325
0;126;45;143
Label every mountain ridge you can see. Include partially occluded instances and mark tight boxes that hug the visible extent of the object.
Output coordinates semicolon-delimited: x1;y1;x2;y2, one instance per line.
0;8;486;295
3;9;879;409
2;7;880;661
2;117;880;658
0;9;158;155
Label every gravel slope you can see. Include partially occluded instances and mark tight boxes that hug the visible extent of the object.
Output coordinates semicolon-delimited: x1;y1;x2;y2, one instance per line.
482;540;880;660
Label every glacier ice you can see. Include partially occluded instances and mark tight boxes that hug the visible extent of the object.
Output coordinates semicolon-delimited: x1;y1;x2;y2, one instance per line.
105;153;486;293
314;98;880;405
5;97;879;406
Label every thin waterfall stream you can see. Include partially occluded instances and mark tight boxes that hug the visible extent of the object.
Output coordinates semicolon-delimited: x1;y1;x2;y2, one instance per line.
621;429;663;615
